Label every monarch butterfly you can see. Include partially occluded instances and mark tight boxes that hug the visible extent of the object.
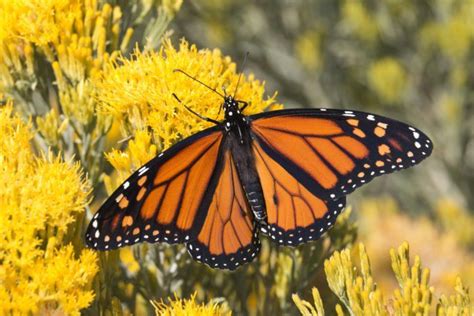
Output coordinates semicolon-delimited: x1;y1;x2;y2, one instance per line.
85;69;433;270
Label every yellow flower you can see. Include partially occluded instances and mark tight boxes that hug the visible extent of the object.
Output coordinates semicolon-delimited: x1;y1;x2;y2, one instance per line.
0;0;130;60
105;129;158;189
95;38;282;175
0;0;132;124
151;293;231;316
437;277;473;316
119;247;141;275
341;0;378;43
419;3;474;62
294;242;473;315
295;30;322;71
390;242;433;315
162;0;183;17
273;252;294;301
324;244;386;315
0;0;77;46
292;288;326;316
436;198;474;250
0;104;98;315
438;93;462;123
367;57;406;104
357;197;474;295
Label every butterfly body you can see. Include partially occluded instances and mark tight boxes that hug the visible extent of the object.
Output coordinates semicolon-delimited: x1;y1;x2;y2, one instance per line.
221;96;268;222
86;94;433;270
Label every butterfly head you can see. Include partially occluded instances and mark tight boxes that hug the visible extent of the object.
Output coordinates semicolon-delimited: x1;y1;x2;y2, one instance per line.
223;96;240;119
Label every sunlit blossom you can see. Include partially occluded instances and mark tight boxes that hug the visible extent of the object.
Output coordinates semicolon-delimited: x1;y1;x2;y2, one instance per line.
0;104;97;315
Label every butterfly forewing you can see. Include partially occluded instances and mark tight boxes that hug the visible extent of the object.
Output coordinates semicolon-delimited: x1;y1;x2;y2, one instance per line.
250;108;433;201
85;127;224;250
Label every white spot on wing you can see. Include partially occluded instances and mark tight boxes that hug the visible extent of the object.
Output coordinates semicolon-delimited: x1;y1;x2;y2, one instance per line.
138;166;149;176
123;181;130;189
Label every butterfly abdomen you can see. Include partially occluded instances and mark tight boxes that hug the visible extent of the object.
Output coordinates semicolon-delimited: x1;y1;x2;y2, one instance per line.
244;183;266;221
228;129;267;223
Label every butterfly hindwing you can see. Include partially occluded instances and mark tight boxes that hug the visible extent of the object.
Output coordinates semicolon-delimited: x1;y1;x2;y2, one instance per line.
253;140;346;246
250;108;433;200
85;127;224;250
187;149;260;270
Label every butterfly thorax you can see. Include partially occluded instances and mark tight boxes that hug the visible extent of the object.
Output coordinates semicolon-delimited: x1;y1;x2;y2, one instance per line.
222;96;249;143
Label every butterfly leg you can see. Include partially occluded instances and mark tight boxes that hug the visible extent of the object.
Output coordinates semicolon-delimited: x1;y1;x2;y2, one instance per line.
237;100;249;112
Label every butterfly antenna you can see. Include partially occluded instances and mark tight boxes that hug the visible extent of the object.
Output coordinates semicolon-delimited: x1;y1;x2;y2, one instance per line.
173;69;225;98
172;93;219;124
233;52;249;98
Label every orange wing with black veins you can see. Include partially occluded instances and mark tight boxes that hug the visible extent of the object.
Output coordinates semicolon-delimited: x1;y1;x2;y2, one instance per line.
86;128;224;250
253;141;345;246
187;150;260;270
250;109;432;200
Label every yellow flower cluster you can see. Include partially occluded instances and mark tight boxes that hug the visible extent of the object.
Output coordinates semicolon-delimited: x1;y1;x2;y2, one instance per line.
419;2;474;62
95;38;282;185
151;293;231;316
239;207;356;314
341;0;378;43
0;104;98;315
0;0;135;179
367;57;407;104
0;0;132;92
325;244;386;315
357;197;474;294
437;278;473;316
436;198;474;249
293;242;473;315
295;30;322;71
292;288;328;316
418;2;473;94
390;243;433;314
162;0;183;17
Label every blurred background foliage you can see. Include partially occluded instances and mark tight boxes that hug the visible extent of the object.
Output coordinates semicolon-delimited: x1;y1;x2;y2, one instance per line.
0;0;473;315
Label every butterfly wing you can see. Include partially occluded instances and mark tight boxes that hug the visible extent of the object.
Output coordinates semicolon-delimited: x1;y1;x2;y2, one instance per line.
85;127;225;250
252;140;346;246
187;146;260;270
250;108;433;200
